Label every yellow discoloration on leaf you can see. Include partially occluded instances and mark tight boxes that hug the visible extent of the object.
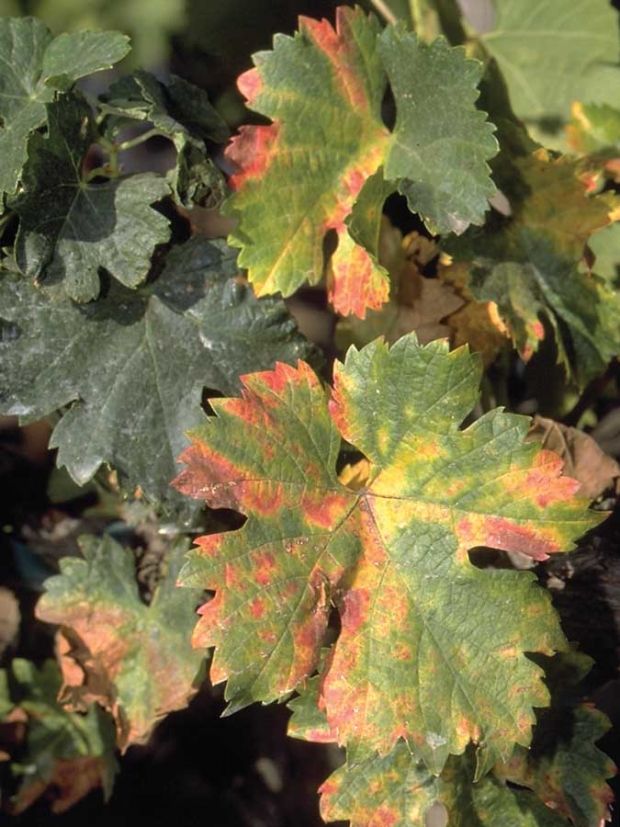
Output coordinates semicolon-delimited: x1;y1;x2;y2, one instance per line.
176;334;600;777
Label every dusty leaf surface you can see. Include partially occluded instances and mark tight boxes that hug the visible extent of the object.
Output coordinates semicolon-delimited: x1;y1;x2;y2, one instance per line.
175;333;598;773
0;17;129;196
12;92;172;303
102;69;229;208
225;6;497;317
0;236;317;512
36;536;205;747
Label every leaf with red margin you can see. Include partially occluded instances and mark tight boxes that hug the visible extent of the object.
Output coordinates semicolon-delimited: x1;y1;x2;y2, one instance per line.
224;6;497;317
175;333;600;774
36;536;205;747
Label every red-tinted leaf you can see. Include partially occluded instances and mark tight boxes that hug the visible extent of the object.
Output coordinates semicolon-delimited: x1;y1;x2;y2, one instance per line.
36;536;204;747
175;334;599;772
224;7;497;317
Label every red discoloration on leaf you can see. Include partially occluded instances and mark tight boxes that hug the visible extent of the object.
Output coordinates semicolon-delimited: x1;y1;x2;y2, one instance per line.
224;561;242;589
243;359;319;400
531;319;545;340
253;550;277;586
299;11;373;112
456;514;564;562
296;605;329;654
241;480;287;514
258;628;278;646
525;450;581;507
176;336;600;776
226;125;277;190
302;490;351;529
340;589;370;635
193;596;221;649
37;539;203;749
456;717;480;745
174;444;246;510
249;598;267;618
222;6;396;316
237;67;263;105
328;235;390;317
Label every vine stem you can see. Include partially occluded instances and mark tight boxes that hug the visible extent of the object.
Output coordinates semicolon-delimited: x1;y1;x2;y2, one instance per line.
87;128;165;181
370;0;399;26
114;127;162;153
409;0;442;40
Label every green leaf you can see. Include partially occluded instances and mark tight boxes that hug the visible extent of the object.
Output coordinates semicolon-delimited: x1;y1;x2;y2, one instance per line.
568;102;620;154
175;333;599;774
378;24;497;234
444;149;620;386
0;17;130;196
0;236;318;514
102;69;229;208
438;750;571;827
104;69;229;143
225;6;497;317
291;681;575;826
481;0;620;149
589;222;620;289
12;92;172;302
1;659;118;814
36;536;205;746
496;652;616;827
320;741;438;826
320;743;571;827
41;29;131;90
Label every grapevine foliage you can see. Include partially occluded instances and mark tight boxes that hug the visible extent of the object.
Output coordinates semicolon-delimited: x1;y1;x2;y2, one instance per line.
0;17;130;196
0;237;317;513
175;334;601;796
35;535;205;746
1;2;619;823
224;6;498;316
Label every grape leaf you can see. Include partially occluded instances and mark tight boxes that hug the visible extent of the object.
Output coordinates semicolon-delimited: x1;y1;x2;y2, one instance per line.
11;92;172;303
0;17;130;197
568;103;620;155
320;741;438;826
527;416;620;501
438;750;571;827
336;223;464;351
589;222;620;289
289;681;573;826
101;69;229;208
481;0;620;149
443;149;620;386
174;333;599;774
36;536;204;747
0;236;318;513
224;6;497;317
0;659;117;814
495;652;616;827
320;743;571;827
